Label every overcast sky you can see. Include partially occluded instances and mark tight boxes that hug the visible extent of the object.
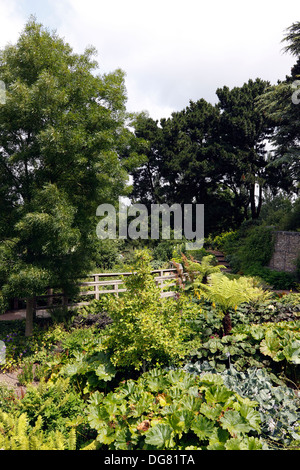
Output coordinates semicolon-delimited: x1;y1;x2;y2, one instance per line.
0;0;299;120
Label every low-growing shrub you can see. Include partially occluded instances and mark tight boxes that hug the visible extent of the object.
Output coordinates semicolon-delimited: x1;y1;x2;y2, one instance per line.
101;250;194;372
87;367;266;450
0;411;77;450
184;364;300;449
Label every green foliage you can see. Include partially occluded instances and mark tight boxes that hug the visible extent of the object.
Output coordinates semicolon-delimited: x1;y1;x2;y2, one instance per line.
182;254;226;283
245;267;296;290
256;22;300;184
189;332;264;372
60;351;117;395
209;231;238;251
153;240;181;263
0;411;77;450
17;358;35;386
101;249;192;371
224;224;275;273
281;198;300;232
131;78;283;235
17;378;85;434
189;317;300;382
49;305;76;327
184;364;300;449
0;320;61;372
0;18;141;333
94;239;125;270
259;194;294;229
221;223;298;289
195;272;270;327
236;295;300;324
0;384;18;414
1;282;300;450
87;367;265;450
240;321;300;366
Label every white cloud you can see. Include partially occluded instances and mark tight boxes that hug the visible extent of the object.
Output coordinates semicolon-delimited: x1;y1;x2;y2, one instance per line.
53;0;297;119
0;0;298;119
0;0;25;47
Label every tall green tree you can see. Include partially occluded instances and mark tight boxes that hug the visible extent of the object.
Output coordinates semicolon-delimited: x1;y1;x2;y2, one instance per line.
216;78;289;220
131;84;285;234
257;22;300;188
0;18;136;334
132;100;242;235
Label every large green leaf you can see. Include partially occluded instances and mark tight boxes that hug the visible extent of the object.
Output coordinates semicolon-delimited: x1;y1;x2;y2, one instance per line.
259;330;281;359
239;404;261;433
283;340;300;364
207;427;230;450
205;385;234;405
145;423;174;448
191;415;215;441
224;437;244;450
220;410;252;436
95;362;116;382
200;403;223;421
224;436;264;450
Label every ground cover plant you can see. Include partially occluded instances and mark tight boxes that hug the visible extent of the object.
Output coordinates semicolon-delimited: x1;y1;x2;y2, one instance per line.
0;250;300;450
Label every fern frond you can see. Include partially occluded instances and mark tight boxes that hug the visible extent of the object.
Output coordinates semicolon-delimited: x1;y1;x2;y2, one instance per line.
82;438;101;450
196;273;270;313
68;427;77;450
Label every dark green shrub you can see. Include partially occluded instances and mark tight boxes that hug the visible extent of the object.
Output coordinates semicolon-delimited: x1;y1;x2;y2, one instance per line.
245;266;296;290
281;198;300;231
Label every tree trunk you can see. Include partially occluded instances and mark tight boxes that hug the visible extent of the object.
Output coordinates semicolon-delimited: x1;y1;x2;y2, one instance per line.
222;312;232;336
249;183;257;219
249;182;263;220
25;297;34;337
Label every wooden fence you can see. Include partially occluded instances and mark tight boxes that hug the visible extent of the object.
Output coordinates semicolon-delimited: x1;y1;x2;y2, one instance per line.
13;267;182;312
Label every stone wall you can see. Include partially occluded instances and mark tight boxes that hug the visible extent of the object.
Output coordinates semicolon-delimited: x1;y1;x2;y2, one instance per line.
268;231;300;273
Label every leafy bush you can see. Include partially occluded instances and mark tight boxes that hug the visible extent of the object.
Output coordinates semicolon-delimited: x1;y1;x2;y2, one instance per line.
101;250;193;372
87;367;266;450
182;254;225;283
224;225;275;274
221;223;298;289
236;296;300;324
195;272;270;335
189;330;265;372
238;321;300;367
221;367;300;449
281;198;300;231
244;266;296;290
187;317;300;385
184;364;300;449
60;351;117;395
0;384;19;414
209;231;238;251
17;378;85;434
0;411;77;450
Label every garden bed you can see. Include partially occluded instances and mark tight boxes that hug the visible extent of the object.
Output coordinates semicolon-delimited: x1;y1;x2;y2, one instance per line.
0;252;299;450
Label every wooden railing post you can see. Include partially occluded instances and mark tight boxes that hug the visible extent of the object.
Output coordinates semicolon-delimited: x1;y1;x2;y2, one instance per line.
47;288;53;306
114;282;119;297
94;275;99;300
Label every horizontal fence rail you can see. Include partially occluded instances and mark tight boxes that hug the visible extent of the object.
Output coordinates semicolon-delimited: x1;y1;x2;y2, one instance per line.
13;266;184;312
